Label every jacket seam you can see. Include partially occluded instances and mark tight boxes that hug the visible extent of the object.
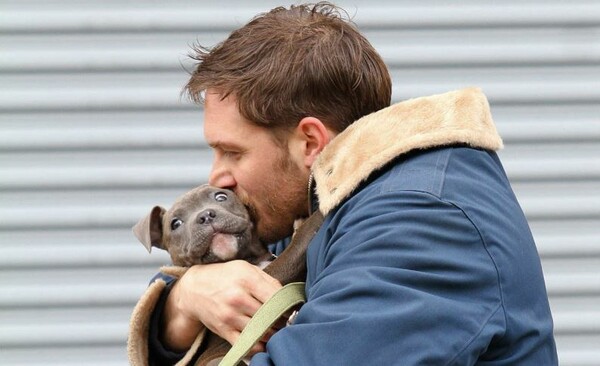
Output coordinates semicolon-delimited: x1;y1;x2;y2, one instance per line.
432;148;451;197
444;200;508;365
445;302;505;366
367;188;507;317
369;189;507;362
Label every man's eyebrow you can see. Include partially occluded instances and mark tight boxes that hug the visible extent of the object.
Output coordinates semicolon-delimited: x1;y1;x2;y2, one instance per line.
207;141;241;151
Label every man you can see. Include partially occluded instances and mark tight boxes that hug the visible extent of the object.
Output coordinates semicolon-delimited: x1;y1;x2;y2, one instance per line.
130;3;558;365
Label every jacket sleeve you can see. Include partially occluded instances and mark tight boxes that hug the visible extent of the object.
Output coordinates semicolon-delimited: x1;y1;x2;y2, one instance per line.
251;190;508;365
146;277;188;365
128;271;202;366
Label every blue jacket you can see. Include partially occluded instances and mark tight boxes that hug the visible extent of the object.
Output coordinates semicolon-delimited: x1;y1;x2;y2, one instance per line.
143;88;557;365
253;88;557;365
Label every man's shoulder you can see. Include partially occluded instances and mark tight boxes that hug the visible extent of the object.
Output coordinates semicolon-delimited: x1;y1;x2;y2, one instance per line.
362;146;493;198
318;145;505;226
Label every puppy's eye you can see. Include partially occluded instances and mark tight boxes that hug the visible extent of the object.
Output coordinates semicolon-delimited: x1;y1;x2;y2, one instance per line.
214;192;228;202
171;218;183;230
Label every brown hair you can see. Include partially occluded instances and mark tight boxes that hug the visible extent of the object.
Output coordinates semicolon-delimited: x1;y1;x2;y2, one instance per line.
184;2;392;137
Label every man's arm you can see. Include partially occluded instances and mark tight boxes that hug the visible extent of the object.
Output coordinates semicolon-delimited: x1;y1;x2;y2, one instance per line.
160;277;204;352
158;260;282;351
147;278;186;365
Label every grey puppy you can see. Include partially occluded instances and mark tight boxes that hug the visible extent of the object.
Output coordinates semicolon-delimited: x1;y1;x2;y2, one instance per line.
133;184;271;267
130;184;323;366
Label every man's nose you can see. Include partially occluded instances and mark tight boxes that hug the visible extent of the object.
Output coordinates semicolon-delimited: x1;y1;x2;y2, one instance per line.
208;165;236;189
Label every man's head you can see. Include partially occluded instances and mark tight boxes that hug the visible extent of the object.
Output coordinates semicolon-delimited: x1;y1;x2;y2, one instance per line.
185;2;391;243
185;2;391;136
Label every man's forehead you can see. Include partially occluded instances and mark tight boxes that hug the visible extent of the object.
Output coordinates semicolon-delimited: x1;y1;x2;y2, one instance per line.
203;116;253;152
203;96;272;143
203;93;241;137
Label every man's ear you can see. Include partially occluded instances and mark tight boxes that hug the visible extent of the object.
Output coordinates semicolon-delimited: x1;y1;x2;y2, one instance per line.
294;117;335;168
132;206;166;253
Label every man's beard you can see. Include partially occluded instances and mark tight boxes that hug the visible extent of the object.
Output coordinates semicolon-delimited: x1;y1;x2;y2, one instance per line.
238;151;309;244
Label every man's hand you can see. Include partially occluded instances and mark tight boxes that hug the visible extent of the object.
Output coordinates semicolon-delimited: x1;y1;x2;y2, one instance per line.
161;260;282;353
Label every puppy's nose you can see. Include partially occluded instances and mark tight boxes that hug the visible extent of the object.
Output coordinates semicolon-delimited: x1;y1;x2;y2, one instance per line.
198;209;217;225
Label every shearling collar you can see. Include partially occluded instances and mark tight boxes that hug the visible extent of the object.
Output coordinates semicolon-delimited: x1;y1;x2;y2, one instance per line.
312;87;503;215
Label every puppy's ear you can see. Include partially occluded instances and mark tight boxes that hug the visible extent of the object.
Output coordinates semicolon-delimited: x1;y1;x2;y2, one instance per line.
132;206;167;253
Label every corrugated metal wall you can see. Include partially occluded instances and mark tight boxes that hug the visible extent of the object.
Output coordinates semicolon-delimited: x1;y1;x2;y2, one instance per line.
1;1;599;365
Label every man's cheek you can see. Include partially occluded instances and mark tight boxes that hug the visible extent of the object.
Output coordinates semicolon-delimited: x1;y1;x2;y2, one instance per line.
246;204;260;225
235;190;259;224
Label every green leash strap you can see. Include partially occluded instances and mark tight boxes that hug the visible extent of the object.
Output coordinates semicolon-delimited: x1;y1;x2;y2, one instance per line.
219;282;306;366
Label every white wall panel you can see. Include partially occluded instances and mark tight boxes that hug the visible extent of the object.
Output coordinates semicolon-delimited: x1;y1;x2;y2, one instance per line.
1;1;599;365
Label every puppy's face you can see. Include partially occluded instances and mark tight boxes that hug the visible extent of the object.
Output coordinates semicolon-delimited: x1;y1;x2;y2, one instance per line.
133;185;267;266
